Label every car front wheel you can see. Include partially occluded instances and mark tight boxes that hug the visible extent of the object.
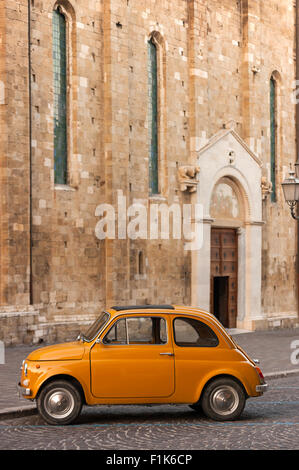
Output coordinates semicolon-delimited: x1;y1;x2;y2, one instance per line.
201;377;246;421
37;380;82;426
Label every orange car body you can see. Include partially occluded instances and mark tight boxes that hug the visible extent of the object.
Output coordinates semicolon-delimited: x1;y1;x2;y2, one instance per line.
19;305;266;408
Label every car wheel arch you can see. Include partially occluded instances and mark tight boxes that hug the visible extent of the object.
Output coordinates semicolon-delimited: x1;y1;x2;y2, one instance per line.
196;373;249;404
36;374;87;405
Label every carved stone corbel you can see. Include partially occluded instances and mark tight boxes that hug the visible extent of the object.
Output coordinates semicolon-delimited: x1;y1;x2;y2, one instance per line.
178;165;200;193
261;177;273;200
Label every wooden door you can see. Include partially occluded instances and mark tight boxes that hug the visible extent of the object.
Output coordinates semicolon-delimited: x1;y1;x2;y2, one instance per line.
210;228;238;328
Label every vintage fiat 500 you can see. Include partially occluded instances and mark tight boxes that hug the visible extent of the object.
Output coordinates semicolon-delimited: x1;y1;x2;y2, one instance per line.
19;305;268;425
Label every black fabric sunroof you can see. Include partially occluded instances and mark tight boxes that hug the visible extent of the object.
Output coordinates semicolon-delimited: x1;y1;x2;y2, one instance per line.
111;305;175;311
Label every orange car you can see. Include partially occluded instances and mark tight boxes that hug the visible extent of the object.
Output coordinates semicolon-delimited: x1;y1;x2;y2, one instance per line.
18;305;268;425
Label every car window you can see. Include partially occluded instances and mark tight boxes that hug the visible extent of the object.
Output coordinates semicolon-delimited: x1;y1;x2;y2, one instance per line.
173;317;219;348
127;317;153;343
103;319;127;344
82;312;110;341
103;317;167;345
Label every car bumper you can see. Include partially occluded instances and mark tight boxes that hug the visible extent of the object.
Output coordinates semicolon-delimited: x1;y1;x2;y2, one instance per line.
256;383;269;393
18;382;32;397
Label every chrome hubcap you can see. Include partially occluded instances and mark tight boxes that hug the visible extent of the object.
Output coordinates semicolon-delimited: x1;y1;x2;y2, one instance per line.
210;385;239;416
44;388;75;420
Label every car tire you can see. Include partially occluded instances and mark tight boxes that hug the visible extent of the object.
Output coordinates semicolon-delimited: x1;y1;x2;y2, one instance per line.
189;403;202;413
37;380;83;426
201;377;246;421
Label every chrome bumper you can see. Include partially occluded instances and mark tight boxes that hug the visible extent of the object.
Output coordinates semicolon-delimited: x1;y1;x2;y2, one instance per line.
18;382;32;397
256;383;269;393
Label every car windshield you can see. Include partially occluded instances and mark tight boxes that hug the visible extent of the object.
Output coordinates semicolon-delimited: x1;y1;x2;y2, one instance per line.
81;312;110;341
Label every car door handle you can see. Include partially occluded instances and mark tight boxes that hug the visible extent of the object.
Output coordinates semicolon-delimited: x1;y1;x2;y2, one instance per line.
160;352;174;356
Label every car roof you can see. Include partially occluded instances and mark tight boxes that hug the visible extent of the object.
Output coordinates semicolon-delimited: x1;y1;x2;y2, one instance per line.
109;304;213;318
107;305;234;347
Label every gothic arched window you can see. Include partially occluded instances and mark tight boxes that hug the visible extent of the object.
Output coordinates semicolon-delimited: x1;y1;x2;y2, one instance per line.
148;37;159;195
270;76;277;202
53;7;68;184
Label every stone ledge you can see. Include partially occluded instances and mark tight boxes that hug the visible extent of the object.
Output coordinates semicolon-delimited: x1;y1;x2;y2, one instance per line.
0;309;41;346
253;316;299;331
27;320;93;345
0;311;39;318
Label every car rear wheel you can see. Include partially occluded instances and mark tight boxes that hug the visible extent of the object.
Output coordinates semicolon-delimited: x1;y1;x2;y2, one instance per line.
189;403;202;413
201;377;246;421
37;380;82;426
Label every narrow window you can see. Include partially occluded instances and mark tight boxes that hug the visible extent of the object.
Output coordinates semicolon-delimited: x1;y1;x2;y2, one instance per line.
53;8;68;185
138;250;144;275
148;38;159;195
270;76;277;202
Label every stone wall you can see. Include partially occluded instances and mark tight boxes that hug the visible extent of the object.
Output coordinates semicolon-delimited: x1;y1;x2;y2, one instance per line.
0;307;39;345
0;0;298;344
0;0;31;308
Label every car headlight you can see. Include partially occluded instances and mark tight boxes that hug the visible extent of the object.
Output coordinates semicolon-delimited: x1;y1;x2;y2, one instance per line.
23;361;28;377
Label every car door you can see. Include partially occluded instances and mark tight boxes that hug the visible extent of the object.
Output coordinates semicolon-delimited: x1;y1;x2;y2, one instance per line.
90;315;175;399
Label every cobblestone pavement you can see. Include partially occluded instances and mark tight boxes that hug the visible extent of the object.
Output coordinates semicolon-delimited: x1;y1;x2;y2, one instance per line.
229;328;299;375
0;345;35;411
0;376;298;450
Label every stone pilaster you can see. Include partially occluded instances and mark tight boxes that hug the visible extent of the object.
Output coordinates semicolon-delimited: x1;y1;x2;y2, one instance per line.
103;0;130;308
0;0;31;306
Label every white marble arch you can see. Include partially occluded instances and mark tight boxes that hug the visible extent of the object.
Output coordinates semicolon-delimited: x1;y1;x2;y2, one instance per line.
191;128;264;330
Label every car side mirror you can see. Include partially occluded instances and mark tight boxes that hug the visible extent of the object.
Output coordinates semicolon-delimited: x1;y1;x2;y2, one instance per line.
95;337;103;344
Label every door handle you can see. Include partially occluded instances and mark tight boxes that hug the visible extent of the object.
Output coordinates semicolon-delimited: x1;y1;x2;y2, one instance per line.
160;352;174;356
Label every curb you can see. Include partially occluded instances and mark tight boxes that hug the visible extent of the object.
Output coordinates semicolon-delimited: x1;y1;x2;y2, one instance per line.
264;368;299;380
0;405;37;420
0;369;298;421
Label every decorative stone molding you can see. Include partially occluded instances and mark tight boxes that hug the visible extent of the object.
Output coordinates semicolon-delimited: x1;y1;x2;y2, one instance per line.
228;150;236;165
178;165;200;193
261;177;273;200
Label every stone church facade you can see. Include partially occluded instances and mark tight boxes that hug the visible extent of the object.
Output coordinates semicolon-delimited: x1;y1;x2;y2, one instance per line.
0;0;298;345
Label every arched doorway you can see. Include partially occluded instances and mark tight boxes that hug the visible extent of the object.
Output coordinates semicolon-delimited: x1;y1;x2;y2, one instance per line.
191;127;264;331
210;177;245;328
